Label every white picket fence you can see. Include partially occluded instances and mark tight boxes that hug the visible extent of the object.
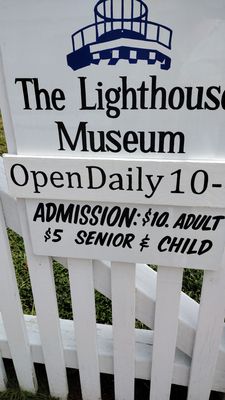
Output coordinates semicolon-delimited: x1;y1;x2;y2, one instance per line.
1;155;225;400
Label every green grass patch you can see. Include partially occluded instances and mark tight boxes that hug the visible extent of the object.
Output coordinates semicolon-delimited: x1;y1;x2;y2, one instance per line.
182;269;203;302
8;229;113;322
0;115;7;155
0;389;58;400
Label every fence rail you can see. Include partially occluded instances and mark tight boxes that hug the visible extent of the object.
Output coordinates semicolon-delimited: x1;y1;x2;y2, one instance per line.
1;156;225;399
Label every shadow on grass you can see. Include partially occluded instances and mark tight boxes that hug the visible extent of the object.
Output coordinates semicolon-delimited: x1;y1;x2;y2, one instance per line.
1;359;225;400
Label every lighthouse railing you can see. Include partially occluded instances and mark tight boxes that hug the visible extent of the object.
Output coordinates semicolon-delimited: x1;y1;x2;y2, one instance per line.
71;20;172;53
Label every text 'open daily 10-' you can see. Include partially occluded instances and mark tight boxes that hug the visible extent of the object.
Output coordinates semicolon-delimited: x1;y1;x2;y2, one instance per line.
1;0;225;268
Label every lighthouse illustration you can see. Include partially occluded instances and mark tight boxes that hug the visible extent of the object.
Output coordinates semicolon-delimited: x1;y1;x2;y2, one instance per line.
67;0;172;71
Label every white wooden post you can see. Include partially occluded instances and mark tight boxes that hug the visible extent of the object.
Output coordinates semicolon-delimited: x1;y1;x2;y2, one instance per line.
68;258;101;400
187;263;225;400
150;266;183;400
0;353;7;391
111;262;136;400
17;200;68;400
0;201;37;392
0;51;17;154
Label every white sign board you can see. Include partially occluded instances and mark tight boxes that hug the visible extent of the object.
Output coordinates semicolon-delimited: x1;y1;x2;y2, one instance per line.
4;155;225;208
1;0;225;268
4;154;225;269
25;199;225;269
0;0;225;159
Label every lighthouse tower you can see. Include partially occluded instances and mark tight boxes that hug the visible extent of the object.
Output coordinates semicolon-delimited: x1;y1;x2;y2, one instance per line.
94;0;149;39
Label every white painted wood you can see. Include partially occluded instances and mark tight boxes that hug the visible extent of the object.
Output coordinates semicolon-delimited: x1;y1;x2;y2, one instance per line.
68;258;101;400
0;313;224;393
150;266;183;400
24;196;225;270
0;203;7;393
187;263;225;400
17;199;68;400
1;49;68;397
0;167;220;369
111;262;136;400
0;160;202;362
0;160;21;235
3;172;225;376
0;166;213;364
0;315;194;390
2;177;225;396
0;50;17;153
4;155;225;208
78;261;210;364
0;355;7;391
0;1;224;167
0;167;212;361
0;201;37;392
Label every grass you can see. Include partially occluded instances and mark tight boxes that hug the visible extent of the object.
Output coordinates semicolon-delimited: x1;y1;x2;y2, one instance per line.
0;116;7;154
0;391;51;400
7;227;113;323
0;360;59;400
0;389;58;400
0;114;206;399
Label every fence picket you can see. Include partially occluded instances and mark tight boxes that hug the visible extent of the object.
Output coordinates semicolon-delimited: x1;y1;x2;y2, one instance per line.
187;265;225;400
111;262;136;400
0;355;6;391
68;258;101;400
17;200;68;399
150;266;183;400
0;201;37;392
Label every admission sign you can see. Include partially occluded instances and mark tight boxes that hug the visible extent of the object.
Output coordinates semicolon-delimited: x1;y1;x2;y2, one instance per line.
1;0;225;269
